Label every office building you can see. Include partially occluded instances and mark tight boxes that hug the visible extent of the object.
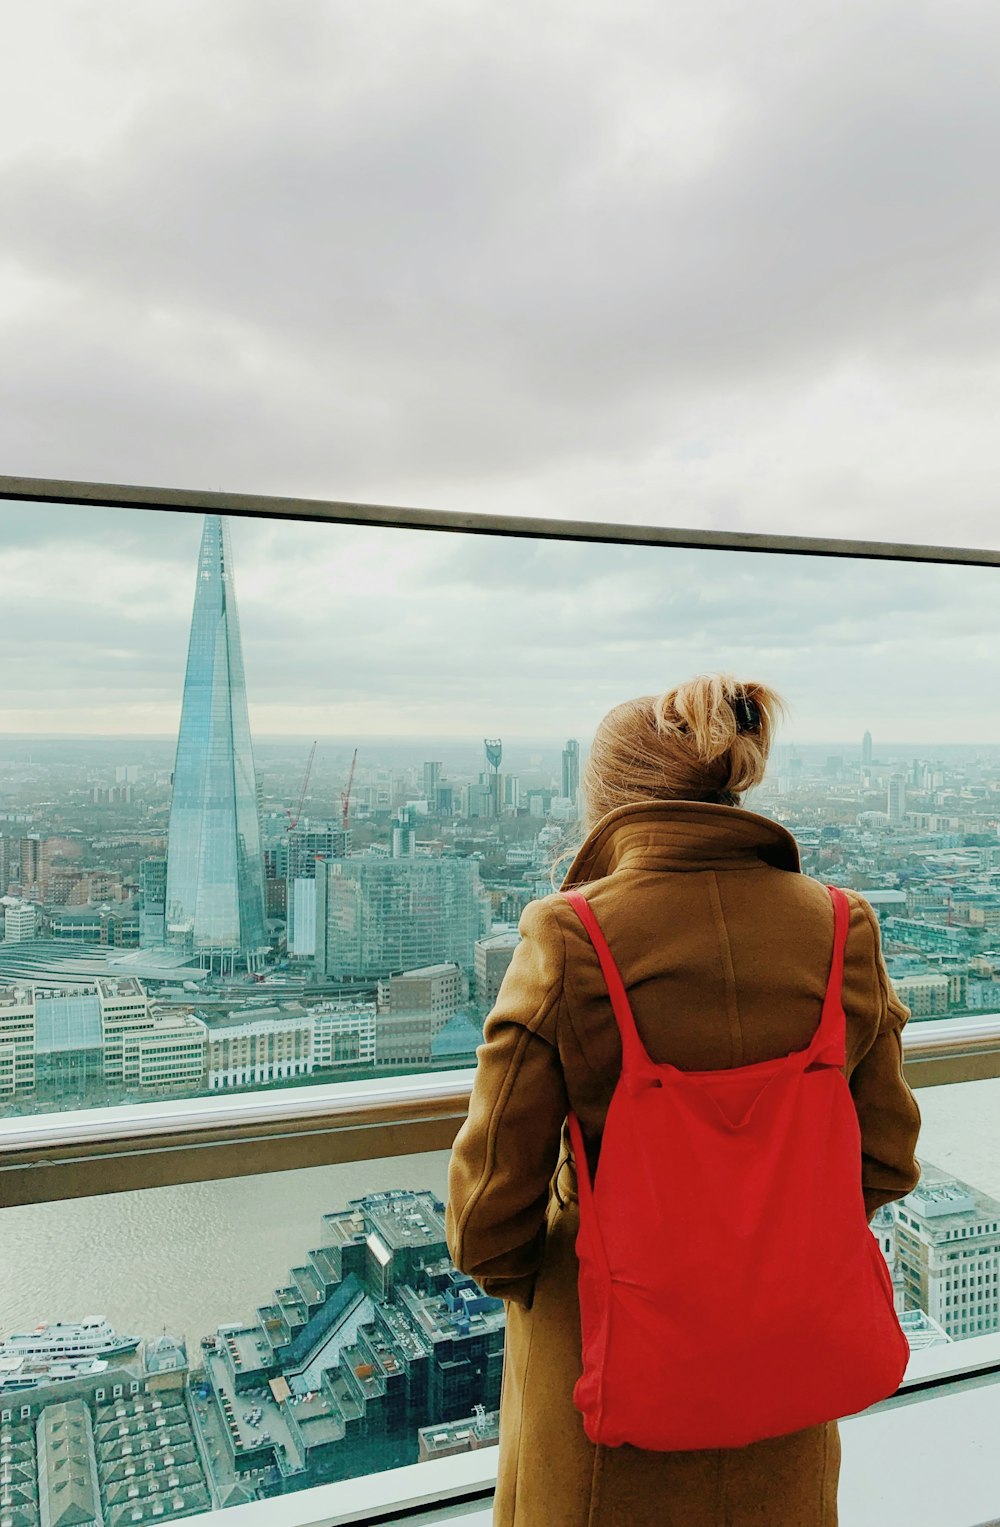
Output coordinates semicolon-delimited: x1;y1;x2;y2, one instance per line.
33;988;106;1102
561;740;581;805
310;1001;377;1070
892;973;950;1017
206;1013;313;1090
46;907;139;948
0;834;14;895
423;762;442;807
164;516;267;973
3;898;37;943
862;731;873;767
483;740;502;818
315;857;490;982
0;983;34;1097
892;1169;1000;1341
200;1190;504;1493
474;933;520;1009
375;964;463;1066
138;857;167;947
887;774;907;825
286;828;349;948
289;878;318;957
18;836;42;899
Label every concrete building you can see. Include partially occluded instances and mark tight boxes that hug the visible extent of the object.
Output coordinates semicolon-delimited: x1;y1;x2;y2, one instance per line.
0;983;35;1098
375;964;464;1067
862;731;873;767
0;980;207;1103
2;898;37;943
892;972;951;1017
417;1406;499;1462
310;1002;377;1071
474;933;520;1009
892;1169;1000;1341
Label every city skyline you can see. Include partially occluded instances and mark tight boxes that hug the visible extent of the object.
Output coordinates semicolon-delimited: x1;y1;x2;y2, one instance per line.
3;501;1000;744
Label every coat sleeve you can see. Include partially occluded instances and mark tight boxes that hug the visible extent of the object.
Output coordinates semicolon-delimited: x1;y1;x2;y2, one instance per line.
845;893;922;1221
446;896;569;1308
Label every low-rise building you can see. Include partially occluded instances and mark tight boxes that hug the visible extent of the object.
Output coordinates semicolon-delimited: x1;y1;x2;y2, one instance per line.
206;1013;312;1090
310;1002;376;1070
376;964;465;1067
474;933;520;1009
892;972;950;1017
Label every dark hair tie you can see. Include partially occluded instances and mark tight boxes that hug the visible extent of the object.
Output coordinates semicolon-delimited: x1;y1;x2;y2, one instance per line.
732;694;761;733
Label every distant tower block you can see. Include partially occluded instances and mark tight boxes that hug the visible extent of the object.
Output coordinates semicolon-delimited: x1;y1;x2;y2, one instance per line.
862;731;873;767
484;739;503;818
562;739;581;803
165;516;268;973
887;774;907;826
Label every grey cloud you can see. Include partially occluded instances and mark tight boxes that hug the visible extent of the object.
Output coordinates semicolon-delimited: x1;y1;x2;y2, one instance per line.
2;1;1000;543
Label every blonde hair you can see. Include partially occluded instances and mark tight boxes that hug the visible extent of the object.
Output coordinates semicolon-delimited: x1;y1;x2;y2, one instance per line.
580;673;785;831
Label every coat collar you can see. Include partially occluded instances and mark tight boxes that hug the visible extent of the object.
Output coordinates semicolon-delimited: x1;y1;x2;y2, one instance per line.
559;799;801;887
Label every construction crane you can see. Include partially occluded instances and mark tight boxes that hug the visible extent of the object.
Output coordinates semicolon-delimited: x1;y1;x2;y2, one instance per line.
341;748;358;833
286;741;318;832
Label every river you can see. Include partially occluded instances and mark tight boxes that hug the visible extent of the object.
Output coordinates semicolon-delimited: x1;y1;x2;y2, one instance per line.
0;1082;996;1351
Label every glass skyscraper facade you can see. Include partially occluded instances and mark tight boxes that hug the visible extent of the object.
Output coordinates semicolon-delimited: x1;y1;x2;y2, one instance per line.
164;516;267;968
314;856;491;981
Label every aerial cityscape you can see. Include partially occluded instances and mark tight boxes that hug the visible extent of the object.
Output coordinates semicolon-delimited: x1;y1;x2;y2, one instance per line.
2;509;1000;1519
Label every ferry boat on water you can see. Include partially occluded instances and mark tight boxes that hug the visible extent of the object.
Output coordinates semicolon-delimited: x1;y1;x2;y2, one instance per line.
0;1354;110;1393
1;1317;141;1362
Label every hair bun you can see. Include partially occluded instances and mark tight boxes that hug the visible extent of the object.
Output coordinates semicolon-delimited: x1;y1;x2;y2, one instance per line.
580;672;786;828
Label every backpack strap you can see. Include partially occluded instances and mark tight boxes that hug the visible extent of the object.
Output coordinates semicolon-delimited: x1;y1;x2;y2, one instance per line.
560;889;654;1079
804;885;850;1068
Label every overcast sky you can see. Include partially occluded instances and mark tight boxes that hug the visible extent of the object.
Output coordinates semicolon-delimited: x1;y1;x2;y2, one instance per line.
1;503;998;744
2;2;1000;551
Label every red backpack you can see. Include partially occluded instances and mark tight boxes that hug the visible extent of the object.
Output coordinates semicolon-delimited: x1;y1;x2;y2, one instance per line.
561;882;909;1451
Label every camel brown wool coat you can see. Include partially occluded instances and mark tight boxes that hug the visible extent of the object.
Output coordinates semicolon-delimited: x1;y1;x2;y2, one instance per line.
445;800;922;1527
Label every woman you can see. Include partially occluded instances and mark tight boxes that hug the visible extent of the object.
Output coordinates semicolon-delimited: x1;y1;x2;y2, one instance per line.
445;673;921;1527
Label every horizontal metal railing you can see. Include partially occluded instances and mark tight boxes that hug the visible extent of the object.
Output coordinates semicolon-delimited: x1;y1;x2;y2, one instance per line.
3;472;1000;566
0;1019;995;1206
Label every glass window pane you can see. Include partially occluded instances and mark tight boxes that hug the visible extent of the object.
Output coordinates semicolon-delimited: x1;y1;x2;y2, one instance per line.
2;496;1000;1125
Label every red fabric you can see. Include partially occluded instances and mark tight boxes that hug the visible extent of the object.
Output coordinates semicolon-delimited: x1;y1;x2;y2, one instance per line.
562;883;909;1452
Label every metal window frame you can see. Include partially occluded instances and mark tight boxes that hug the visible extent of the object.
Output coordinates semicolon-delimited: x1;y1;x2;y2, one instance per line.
3;471;1000;565
0;471;999;1210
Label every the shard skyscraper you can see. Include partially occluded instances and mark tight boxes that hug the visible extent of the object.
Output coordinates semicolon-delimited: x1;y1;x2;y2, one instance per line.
165;516;267;971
